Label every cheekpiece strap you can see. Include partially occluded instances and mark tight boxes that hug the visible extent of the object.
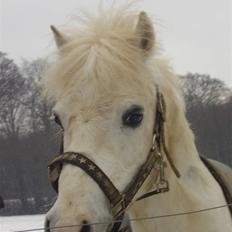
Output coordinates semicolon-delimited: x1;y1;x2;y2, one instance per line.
155;89;181;178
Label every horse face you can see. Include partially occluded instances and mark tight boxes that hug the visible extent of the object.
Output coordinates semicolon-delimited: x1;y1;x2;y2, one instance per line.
45;10;156;232
46;92;156;231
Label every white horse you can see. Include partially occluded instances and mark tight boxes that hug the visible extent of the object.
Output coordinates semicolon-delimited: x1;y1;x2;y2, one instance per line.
43;7;232;232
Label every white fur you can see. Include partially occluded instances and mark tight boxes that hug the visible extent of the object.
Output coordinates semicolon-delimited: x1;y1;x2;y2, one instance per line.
43;6;232;232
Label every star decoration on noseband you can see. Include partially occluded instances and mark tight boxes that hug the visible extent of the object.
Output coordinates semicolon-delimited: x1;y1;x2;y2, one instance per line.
88;164;96;171
97;172;103;179
69;154;77;160
79;157;87;164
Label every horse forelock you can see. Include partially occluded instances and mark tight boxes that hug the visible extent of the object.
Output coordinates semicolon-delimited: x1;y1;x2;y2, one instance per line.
43;8;154;100
43;5;185;124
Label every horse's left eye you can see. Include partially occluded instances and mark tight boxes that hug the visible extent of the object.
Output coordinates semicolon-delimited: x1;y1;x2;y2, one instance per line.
122;106;144;128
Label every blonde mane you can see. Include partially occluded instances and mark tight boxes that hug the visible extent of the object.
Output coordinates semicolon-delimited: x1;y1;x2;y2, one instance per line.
43;7;184;116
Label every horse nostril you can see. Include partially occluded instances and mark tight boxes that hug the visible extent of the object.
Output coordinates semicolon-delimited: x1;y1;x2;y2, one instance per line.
45;218;50;232
80;220;91;232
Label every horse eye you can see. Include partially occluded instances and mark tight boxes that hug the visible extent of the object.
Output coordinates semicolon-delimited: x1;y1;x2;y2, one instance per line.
53;114;63;129
122;106;144;128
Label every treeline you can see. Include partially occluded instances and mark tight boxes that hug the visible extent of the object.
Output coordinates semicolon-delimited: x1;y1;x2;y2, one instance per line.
0;52;231;215
182;73;232;165
0;52;60;215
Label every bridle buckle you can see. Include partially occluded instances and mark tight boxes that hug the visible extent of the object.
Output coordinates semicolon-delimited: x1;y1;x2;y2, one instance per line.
156;179;169;193
154;152;169;194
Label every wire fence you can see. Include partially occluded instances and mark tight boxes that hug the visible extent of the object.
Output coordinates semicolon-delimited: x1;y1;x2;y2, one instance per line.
14;203;232;232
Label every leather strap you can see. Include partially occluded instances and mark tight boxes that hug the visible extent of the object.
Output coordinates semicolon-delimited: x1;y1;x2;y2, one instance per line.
48;150;159;232
48;148;160;219
48;152;122;206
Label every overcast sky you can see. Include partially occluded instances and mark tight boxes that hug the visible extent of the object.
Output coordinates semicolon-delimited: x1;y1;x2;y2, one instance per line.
1;0;231;86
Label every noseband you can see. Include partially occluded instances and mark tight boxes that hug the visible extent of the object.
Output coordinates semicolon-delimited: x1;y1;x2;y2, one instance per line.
48;90;180;232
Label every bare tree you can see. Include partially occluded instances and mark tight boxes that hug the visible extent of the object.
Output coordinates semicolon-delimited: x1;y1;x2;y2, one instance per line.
181;73;232;165
0;52;27;138
21;59;52;134
181;73;231;110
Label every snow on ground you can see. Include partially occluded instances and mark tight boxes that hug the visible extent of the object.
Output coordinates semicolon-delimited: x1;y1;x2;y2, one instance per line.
0;214;45;232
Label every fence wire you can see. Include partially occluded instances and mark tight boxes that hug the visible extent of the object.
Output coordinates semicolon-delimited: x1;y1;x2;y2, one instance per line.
13;203;232;232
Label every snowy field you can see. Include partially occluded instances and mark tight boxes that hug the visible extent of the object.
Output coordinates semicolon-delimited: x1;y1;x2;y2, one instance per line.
0;215;45;232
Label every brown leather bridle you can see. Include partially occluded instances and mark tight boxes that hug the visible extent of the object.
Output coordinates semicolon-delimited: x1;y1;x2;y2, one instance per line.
47;90;180;232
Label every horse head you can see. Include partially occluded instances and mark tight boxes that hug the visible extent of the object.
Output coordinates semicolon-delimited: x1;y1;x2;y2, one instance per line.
43;9;176;232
